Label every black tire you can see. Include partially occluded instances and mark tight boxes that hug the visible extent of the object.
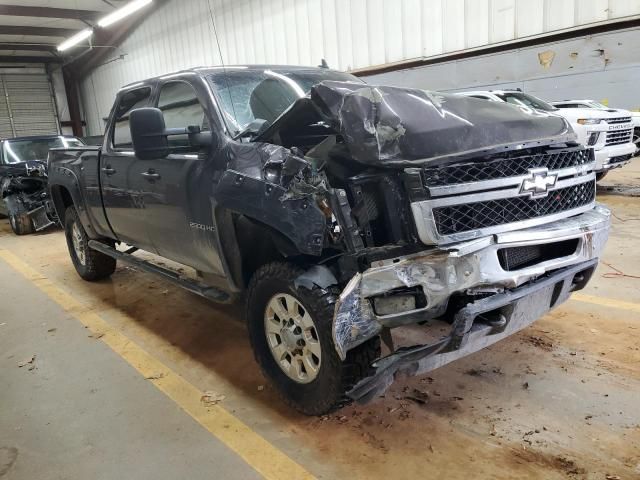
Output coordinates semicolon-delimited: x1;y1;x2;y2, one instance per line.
246;262;380;416
9;212;34;235
633;128;640;158
64;206;116;281
595;171;608;182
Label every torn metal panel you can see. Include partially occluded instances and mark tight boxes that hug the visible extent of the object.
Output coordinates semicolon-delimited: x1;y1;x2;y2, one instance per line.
332;205;610;359
0;160;56;231
347;259;598;403
307;81;574;166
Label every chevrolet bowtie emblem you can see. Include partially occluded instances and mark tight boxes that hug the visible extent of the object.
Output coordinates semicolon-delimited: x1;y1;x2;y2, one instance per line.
520;168;557;198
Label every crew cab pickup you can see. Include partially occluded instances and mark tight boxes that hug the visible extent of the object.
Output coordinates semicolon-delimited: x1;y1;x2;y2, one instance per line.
458;90;636;180
48;65;610;415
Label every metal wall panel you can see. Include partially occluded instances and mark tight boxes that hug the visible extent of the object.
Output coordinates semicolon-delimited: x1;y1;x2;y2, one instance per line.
80;0;640;135
364;27;640;110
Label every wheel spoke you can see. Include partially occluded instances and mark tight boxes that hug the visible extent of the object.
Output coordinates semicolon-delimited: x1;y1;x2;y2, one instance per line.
302;351;319;377
264;318;281;336
299;311;315;329
304;337;321;358
268;297;289;323
271;342;288;362
287;296;301;318
293;358;305;380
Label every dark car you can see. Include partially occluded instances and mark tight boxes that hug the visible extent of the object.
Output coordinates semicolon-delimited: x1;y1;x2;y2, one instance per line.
48;65;609;415
0;135;84;234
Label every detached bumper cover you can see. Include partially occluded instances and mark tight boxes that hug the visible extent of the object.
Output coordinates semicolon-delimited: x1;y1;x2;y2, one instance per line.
347;259;597;403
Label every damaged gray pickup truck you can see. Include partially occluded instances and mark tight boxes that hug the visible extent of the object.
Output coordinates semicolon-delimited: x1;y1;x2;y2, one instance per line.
47;65;610;415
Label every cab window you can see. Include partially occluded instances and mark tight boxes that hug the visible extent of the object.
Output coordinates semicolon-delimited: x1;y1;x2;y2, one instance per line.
112;87;152;149
157;81;209;151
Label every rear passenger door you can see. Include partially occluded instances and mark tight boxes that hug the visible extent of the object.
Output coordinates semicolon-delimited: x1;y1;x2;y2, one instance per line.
100;86;158;251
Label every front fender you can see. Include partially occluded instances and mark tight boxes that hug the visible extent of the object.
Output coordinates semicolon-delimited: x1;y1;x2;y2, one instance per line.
213;169;326;256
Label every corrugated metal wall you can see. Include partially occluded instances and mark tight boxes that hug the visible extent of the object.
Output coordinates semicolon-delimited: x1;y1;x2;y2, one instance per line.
363;27;640;110
80;0;640;135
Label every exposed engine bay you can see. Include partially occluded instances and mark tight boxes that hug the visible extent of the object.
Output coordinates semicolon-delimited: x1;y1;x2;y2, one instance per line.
0;160;57;233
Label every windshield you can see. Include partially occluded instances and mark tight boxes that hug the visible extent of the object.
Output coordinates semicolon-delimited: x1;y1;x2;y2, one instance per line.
496;92;558;112
586;101;609;109
3;137;84;164
207;68;363;135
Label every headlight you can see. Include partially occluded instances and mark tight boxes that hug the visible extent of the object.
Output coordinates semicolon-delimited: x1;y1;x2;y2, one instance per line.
577;118;603;125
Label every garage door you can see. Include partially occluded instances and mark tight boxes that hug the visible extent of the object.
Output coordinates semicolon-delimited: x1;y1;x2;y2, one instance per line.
0;74;60;139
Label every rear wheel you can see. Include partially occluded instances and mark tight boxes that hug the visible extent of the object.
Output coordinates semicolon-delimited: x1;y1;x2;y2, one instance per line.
9;212;34;235
246;262;380;415
64;206;116;281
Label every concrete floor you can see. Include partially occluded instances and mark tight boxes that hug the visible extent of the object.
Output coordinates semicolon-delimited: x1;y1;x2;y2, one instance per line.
1;159;640;479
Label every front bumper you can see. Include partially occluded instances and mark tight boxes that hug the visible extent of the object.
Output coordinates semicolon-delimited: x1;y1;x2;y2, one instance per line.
594;143;636;171
332;204;610;360
347;259;598;403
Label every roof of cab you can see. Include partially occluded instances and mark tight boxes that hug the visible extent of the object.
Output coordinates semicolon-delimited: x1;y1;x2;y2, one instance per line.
120;64;346;90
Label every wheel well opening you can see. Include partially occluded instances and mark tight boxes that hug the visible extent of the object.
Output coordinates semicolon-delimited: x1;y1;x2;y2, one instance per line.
51;186;73;224
235;216;290;286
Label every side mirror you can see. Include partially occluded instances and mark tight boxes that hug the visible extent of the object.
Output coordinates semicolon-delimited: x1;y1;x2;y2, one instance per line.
130;108;170;160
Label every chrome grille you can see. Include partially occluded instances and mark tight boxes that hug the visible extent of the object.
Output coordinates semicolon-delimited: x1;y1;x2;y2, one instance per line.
606;129;633;146
433;182;595;235
422;148;592;187
410;146;597;245
607;117;631;124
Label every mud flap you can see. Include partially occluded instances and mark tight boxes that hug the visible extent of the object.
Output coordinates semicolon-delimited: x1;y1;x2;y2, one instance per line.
347;259;598;403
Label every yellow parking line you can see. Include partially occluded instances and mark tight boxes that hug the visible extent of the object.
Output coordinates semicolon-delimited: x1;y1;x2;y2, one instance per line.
571;292;640;314
0;249;315;480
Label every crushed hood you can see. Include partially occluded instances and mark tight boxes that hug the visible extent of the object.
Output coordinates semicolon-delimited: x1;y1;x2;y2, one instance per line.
259;81;575;167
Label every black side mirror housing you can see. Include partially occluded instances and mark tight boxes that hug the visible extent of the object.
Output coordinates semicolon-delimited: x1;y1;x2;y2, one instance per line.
130;107;170;160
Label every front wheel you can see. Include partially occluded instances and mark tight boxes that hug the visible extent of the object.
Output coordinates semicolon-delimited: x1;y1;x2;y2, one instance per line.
64;206;116;281
595;171;608;182
246;262;380;416
9;212;34;235
633;128;640;157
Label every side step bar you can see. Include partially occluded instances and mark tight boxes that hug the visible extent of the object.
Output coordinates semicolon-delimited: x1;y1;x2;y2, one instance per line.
88;240;232;304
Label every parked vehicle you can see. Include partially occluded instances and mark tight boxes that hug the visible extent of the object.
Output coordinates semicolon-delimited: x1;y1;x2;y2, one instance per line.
550;99;640;158
0;135;84;235
48;66;610;415
458;90;636;180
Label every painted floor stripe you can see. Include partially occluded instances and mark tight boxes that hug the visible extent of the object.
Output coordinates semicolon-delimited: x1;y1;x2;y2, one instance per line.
0;250;316;480
571;292;640;314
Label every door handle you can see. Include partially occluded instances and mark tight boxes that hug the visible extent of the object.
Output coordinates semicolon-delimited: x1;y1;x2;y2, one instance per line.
141;171;161;180
101;166;116;175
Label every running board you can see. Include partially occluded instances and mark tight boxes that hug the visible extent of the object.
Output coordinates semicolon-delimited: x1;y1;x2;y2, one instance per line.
88;240;231;303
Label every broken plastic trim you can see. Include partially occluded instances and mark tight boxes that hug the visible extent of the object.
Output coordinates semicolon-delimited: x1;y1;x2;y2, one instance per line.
347;259;597;403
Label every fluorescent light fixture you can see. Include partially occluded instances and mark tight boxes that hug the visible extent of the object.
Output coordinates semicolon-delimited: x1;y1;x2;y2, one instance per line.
57;28;93;51
98;0;153;28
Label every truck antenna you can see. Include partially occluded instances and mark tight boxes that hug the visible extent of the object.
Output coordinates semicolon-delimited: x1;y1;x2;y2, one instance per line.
206;0;238;129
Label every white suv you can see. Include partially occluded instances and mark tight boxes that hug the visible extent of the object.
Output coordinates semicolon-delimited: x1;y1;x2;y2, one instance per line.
458;90;636;180
550;99;640;159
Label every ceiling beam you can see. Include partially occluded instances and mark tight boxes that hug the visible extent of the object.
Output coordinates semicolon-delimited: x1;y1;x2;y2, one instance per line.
0;6;101;21
0;25;78;37
0;43;57;52
71;0;168;77
0;55;62;64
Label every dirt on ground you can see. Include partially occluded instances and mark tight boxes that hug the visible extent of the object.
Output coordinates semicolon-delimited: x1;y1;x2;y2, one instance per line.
1;159;640;479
